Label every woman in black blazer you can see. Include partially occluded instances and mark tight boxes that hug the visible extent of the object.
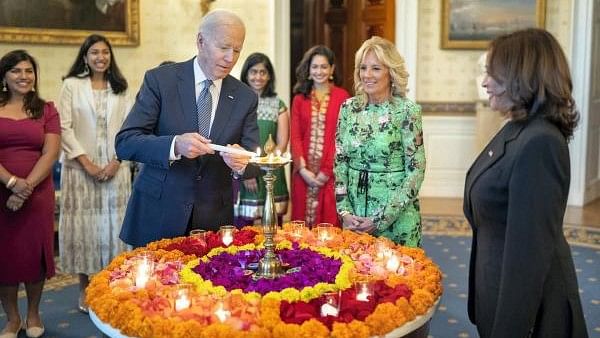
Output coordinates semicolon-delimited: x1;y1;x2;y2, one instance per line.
463;28;588;338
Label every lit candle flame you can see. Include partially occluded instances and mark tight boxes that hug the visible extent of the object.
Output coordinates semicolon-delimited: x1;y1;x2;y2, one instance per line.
320;302;339;317
319;230;332;242
356;287;370;302
175;294;191;311
222;232;233;246
214;302;231;322
135;260;150;288
386;254;400;273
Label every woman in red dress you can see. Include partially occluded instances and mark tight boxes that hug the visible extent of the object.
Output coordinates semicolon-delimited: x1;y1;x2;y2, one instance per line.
290;46;349;227
0;50;61;338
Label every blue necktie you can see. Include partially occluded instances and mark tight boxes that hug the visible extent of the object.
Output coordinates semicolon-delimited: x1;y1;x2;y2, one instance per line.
197;79;213;137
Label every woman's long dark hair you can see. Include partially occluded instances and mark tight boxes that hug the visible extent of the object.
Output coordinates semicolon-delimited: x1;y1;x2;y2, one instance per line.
240;52;277;98
0;50;45;119
64;34;128;94
293;45;340;97
487;28;578;139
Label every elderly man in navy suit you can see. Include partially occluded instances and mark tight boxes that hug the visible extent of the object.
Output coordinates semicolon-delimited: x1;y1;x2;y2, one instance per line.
115;10;259;247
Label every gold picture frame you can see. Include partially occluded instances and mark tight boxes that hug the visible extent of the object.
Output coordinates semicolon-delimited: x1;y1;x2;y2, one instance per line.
0;0;139;46
441;0;545;50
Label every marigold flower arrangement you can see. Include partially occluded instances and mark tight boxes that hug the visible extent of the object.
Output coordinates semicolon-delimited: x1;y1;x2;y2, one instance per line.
87;226;442;338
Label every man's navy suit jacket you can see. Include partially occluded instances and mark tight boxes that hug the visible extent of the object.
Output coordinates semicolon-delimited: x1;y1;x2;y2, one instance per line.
115;58;259;247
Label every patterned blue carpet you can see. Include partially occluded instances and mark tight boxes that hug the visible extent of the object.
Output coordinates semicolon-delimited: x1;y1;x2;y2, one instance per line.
1;216;598;337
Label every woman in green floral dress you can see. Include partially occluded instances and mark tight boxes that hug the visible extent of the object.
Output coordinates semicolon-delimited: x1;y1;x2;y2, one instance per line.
335;36;426;247
235;53;289;226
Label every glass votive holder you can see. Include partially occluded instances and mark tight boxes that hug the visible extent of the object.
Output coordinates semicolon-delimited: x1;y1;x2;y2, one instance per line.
173;284;192;311
189;229;207;241
320;291;341;317
374;238;393;260
134;252;154;288
220;225;235;246
354;277;373;302
213;298;232;322
385;254;400;273
290;220;305;240
316;223;334;242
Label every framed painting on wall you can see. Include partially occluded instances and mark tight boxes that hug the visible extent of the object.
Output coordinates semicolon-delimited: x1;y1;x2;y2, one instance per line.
0;0;139;46
441;0;545;49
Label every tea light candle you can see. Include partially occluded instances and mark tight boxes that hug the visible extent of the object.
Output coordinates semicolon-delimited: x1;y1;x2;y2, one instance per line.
319;230;332;242
356;284;371;302
356;290;370;302
222;233;233;246
214;302;231;322
175;294;191;311
290;220;305;240
220;225;235;246
316;223;334;242
135;260;150;288
386;254;400;273
320;302;339;317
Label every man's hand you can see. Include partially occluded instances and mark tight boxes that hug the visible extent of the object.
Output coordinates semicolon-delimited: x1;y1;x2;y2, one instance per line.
221;144;250;173
175;133;214;159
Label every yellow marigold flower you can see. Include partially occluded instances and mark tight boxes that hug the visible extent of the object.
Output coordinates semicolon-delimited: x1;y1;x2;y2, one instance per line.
279;288;301;302
276;240;292;250
262;291;282;301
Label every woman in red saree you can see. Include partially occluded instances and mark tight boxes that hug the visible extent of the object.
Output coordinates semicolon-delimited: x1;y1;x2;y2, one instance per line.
290;45;349;227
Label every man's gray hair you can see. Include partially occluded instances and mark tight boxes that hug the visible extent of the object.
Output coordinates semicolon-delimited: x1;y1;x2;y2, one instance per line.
198;9;245;36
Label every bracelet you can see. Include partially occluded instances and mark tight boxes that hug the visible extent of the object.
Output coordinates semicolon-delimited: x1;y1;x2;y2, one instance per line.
6;176;17;189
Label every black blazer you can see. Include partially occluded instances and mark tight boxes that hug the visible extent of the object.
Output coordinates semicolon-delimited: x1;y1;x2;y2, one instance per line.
115;59;259;247
463;116;588;338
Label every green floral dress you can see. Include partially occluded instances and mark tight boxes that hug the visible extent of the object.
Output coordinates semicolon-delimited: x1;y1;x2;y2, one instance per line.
236;96;289;221
334;96;425;246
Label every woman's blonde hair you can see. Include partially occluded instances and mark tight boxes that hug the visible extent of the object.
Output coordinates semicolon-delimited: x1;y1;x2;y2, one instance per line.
353;36;409;107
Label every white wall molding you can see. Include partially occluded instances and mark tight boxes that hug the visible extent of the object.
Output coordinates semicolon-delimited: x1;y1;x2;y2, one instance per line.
568;0;593;206
395;0;419;101
420;116;477;197
273;1;291;106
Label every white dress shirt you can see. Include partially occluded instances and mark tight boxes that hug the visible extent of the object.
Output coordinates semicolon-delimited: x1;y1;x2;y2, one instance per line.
169;57;223;160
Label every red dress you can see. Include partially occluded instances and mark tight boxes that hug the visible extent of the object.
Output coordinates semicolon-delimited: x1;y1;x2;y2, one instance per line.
290;86;349;226
0;103;60;284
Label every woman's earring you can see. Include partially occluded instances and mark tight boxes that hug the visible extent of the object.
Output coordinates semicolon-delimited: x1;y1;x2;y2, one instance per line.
84;63;90;75
329;75;334;80
1;81;6;92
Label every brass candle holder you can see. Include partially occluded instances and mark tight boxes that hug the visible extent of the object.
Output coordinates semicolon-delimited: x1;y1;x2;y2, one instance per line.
249;140;291;279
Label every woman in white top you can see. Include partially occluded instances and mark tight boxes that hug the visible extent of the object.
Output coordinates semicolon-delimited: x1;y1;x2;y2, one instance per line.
58;34;132;313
